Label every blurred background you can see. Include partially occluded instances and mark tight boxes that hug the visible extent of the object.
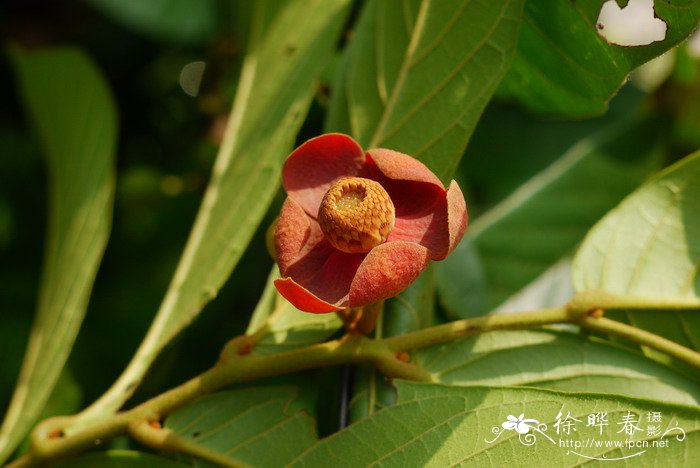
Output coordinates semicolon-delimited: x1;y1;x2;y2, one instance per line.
1;0;698;444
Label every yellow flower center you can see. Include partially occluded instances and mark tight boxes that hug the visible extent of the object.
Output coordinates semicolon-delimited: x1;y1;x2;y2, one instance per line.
318;177;395;253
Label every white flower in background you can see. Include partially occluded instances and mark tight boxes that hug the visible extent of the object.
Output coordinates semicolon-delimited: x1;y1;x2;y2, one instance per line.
502;414;540;434
597;0;667;46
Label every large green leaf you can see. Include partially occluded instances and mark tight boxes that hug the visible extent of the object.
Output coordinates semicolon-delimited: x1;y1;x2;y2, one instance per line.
87;0;217;44
326;0;524;183
418;329;700;406
293;382;700;466
498;0;700;116
573;151;700;351
54;450;188;467
0;47;117;463
165;387;317;467
75;0;352;425
438;118;661;317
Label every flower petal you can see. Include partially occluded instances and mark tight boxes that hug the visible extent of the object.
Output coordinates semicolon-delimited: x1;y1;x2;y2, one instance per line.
366;153;445;224
282;133;366;217
366;149;444;189
445;180;468;258
274;278;342;313
278;250;366;312
386;179;467;261
275;198;317;276
502;421;517;430
349;241;430;307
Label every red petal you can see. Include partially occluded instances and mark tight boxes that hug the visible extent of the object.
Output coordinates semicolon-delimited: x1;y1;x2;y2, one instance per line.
274;278;342;313
282;133;366;218
275;196;368;312
445;180;468;258
278;250;366;312
365;149;447;257
366;149;444;189
349;241;431;307
385;179;467;261
275;197;327;277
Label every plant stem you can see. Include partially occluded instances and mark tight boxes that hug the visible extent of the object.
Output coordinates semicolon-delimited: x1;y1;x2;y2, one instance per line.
578;315;700;368
381;306;572;351
11;294;700;467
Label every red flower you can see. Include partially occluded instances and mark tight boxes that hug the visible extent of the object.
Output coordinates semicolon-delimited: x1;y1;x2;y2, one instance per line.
274;133;468;313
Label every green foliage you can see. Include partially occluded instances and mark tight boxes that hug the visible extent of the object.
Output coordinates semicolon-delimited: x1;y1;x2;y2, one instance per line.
418;329;700;405
0;47;117;463
499;0;700;116
82;0;353;419
573;151;700;352
293;382;700;466
438;117;661;316
54;450;188;467
165;387;317;467
327;0;525;183
2;0;700;466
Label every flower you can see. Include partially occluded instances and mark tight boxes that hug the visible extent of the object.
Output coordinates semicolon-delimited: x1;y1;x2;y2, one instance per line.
274;133;467;313
502;414;540;435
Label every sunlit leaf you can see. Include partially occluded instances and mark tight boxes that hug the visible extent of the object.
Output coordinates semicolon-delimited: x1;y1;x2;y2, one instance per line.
438;118;661;317
419;330;700;406
498;0;700;116
53;450;188;467
166;387;317;467
293;382;700;466
573;151;700;352
327;0;525;183
0;47;117;463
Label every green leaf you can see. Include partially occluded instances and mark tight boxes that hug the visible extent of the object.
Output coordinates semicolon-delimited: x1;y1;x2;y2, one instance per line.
293;382;700;466
87;0;217;44
573;151;700;351
461;87;644;207
53;450;188;467
166;387;317;467
418;329;700;406
327;0;525;183
438;118;661;317
349;266;436;421
246;269;341;356
0;47;117;463
77;0;352;423
498;0;700;116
